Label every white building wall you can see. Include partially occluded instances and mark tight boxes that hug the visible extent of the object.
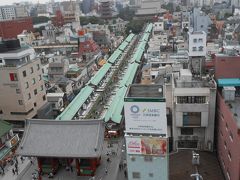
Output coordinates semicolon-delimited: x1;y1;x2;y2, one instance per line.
188;31;206;57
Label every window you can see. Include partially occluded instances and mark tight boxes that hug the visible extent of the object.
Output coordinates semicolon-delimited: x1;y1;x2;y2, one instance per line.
144;156;153;162
32;78;36;84
132;172;140;179
193;39;197;43
0;110;2;114
18;100;23;105
183;112;201;126
37;64;40;70
228;151;232;161
34;102;37;107
226;123;228;131
40;85;44;91
199;46;203;51
16;89;20;94
229;131;233;142
52;103;56;108
149;173;154;178
181;128;193;135
30;67;34;73
28;93;31;100
224;141;227;149
22;70;26;77
0;58;2;63
227;171;231;180
192;47;197;51
43;95;46;101
38;75;42;81
25;82;29;89
34;89;37;95
9;73;18;81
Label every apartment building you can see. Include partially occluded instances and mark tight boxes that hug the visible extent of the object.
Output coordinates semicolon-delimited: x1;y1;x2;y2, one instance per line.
172;69;217;151
0;6;16;21
217;79;240;180
0;40;47;125
213;51;240;180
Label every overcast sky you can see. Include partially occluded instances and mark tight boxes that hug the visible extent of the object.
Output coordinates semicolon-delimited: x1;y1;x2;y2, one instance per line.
0;0;56;6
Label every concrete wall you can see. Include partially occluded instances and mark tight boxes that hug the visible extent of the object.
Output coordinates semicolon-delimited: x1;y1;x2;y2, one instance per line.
127;154;168;180
217;92;240;180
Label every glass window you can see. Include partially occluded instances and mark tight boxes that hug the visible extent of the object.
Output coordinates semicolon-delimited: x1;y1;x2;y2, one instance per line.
18;100;23;105
34;89;37;95
22;70;27;77
34;102;37;107
16;89;20;94
9;73;18;81
25;82;29;89
37;64;40;70
181;128;193;135
30;67;34;74
43;95;46;101
28;93;31;100
38;75;42;81
183;112;201;126
32;78;36;84
192;47;197;51
40;85;44;91
132;172;140;179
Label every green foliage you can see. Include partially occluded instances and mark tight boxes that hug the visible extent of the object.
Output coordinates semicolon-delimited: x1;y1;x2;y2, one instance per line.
118;7;135;21
80;16;105;26
161;3;174;13
32;16;50;25
125;20;146;34
34;26;45;36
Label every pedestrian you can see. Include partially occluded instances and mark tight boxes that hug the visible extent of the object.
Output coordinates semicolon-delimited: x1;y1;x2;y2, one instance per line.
119;163;122;171
70;166;73;172
15;167;18;175
107;157;111;163
124;170;127;178
12;168;15;175
20;156;24;163
14;163;18;169
30;159;33;165
105;167;108;174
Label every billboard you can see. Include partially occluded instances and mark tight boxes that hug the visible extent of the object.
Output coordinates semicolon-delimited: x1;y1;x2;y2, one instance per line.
126;137;167;156
124;101;167;134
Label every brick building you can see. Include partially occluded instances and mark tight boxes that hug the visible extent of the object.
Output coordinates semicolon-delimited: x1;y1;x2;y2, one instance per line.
0;18;33;39
214;52;240;180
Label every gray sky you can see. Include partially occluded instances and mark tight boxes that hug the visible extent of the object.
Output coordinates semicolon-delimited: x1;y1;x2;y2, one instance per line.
0;0;52;6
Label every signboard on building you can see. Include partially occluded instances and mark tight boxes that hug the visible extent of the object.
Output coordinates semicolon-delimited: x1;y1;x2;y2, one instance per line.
126;137;167;156
124;99;167;134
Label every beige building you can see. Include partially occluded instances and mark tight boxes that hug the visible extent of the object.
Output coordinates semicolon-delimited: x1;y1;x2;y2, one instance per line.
0;40;47;124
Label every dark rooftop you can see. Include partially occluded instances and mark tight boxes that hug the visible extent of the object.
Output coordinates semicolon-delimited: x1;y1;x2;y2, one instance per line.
125;84;164;98
170;150;224;180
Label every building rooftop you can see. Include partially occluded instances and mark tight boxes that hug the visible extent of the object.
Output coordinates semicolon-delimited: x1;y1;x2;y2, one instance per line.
17;119;104;158
125;84;164;98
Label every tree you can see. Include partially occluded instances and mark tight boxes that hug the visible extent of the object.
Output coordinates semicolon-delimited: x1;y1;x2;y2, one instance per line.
175;6;181;12
32;16;50;25
34;26;45;36
125;20;145;34
80;16;104;26
161;3;174;13
118;7;135;21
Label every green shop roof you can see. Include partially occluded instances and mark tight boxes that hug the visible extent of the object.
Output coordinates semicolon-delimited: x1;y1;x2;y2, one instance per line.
56;86;94;120
0;120;12;137
89;63;111;86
